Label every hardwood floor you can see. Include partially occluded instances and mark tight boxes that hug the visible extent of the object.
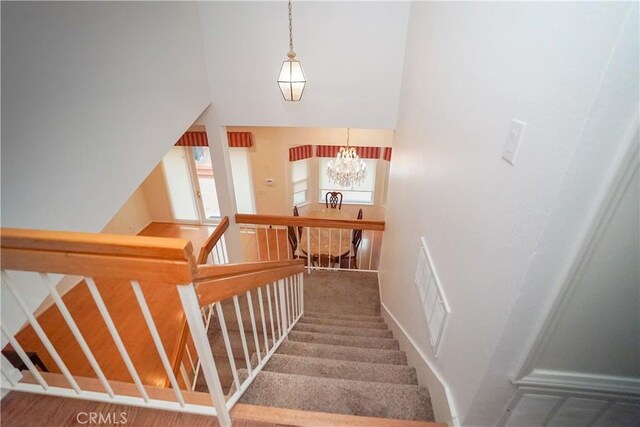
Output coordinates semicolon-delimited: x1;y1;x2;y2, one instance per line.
6;222;216;389
0;392;281;427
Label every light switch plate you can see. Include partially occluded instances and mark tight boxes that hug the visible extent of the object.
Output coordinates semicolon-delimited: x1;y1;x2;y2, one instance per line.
503;119;527;165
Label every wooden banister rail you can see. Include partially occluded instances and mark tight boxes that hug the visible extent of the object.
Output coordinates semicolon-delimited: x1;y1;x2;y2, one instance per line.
194;260;304;307
0;228;197;282
194;259;303;281
235;213;385;231
196;216;230;264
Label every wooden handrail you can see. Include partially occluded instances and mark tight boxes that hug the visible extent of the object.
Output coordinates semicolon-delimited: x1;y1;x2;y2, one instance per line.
194;259;304;281
235;213;385;231
196;216;230;264
195;262;305;307
0;228;196;283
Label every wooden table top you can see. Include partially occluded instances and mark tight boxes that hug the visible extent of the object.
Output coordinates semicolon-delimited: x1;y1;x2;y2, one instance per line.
299;209;352;258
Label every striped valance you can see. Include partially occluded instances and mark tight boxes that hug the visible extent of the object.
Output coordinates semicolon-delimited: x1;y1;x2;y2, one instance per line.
227;132;253;148
289;145;313;162
175;131;254;148
316;145;381;160
175;131;208;147
383;147;392;161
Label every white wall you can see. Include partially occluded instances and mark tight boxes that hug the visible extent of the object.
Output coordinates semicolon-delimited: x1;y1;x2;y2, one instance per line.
198;1;409;129
535;167;639;378
1;1;210;335
379;2;638;424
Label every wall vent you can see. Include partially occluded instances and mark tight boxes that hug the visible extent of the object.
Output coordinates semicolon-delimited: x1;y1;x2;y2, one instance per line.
415;236;451;357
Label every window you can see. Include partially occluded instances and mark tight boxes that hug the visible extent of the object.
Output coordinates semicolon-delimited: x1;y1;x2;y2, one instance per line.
291;159;309;206
319;158;377;204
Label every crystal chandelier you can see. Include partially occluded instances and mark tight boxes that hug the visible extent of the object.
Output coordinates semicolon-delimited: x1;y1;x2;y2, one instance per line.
327;129;367;187
277;0;307;101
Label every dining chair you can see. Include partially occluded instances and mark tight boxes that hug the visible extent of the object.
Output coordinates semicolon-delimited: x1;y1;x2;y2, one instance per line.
340;209;364;269
325;192;343;210
293;206;302;238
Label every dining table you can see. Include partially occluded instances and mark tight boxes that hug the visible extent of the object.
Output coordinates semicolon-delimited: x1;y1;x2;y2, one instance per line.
299;208;353;266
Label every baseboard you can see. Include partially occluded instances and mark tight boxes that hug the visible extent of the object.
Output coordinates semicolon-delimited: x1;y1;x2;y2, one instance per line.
381;302;460;426
515;369;640;396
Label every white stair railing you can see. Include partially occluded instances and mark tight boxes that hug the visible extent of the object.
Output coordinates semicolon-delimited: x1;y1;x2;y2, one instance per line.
0;227;305;427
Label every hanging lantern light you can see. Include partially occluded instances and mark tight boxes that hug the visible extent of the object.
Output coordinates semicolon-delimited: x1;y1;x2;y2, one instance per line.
277;0;306;101
327;129;367;187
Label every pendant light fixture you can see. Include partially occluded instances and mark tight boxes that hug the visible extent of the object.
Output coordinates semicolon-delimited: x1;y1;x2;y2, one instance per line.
327;129;367;187
277;0;307;101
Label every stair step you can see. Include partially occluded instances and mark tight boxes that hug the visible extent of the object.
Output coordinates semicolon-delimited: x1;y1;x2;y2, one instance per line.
288;331;399;350
304;311;384;323
263;353;418;385
238;370;433;421
278;341;407;365
294;322;393;339
298;316;388;330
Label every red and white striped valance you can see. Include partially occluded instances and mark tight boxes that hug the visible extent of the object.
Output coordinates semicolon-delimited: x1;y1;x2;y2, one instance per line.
175;131;254;148
289;145;313;162
316;145;381;159
227;132;253;148
383;147;392;161
175;131;208;147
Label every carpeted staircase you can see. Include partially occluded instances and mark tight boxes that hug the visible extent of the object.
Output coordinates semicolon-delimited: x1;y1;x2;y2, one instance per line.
197;271;435;423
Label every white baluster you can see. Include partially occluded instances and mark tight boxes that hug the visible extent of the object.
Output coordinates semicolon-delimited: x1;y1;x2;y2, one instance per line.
176;284;230;427
275;228;281;261
131;281;185;407
265;228;271;261
1;271;81;394
369;230;375;270
0;326;48;390
39;273;114;397
85;278;148;401
215;302;240;392
257;288;269;353
272;281;282;338
278;279;288;334
246;291;262;365
232;296;252;375
265;284;277;347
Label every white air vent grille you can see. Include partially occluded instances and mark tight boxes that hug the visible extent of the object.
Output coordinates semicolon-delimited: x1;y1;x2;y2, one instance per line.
415;237;450;357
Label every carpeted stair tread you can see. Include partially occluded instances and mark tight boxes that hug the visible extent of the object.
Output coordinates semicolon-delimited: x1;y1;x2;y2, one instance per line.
263;353;418;385
209;328;268;369
278;341;408;365
238;370;433;421
293;322;393;339
304;311;384;323
288;330;400;350
298;316;388;330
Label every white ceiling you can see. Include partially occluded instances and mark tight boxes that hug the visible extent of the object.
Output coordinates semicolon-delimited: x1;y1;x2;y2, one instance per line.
198;1;410;130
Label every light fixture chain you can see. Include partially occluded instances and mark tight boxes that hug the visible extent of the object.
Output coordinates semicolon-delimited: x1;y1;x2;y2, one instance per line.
288;0;294;52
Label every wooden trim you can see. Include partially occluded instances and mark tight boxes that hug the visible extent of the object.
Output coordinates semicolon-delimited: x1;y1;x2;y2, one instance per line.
235;213;385;231
0;228;197;282
194;259;305;281
196;216;230;264
20;371;212;406
231;403;446;427
195;264;305;306
1;248;194;283
0;228;194;260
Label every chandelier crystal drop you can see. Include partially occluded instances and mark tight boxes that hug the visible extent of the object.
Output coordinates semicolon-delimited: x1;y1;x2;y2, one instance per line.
326;129;367;187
